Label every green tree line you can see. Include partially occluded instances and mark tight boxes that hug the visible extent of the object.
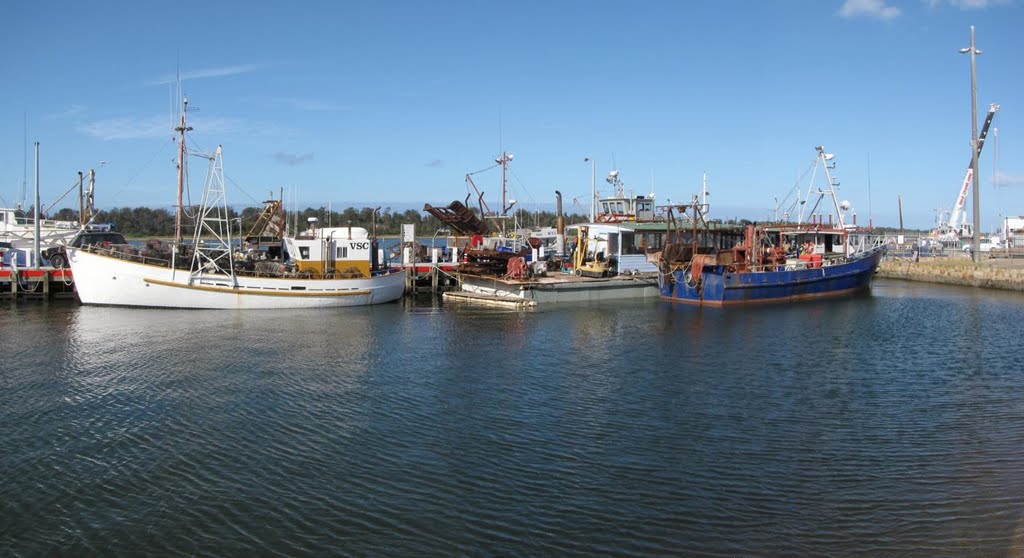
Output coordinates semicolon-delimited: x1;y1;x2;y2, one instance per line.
43;205;926;237
45;205;590;238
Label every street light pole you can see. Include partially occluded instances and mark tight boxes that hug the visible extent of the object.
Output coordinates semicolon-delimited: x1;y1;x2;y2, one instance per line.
960;25;982;263
584;157;596;222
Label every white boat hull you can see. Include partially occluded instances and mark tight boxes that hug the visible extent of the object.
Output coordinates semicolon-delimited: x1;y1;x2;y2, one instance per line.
458;273;659;303
67;248;405;309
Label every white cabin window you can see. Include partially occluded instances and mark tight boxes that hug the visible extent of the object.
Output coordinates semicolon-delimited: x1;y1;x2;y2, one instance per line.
299;247;309;259
336;246;348;259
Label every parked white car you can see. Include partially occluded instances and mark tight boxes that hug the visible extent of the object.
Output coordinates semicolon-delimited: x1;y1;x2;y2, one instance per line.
963;238;1002;252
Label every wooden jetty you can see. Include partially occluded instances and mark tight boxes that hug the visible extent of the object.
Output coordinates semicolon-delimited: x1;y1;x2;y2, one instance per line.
398;243;461;295
0;267;77;300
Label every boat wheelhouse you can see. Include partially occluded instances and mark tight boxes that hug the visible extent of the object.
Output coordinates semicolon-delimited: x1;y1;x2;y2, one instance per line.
593;170;656;224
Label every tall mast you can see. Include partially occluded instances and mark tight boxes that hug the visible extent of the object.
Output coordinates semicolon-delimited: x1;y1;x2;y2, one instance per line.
21;113;27;209
33;142;40;268
78;171;84;226
174;97;192;245
496;151;513;237
701;171;708;217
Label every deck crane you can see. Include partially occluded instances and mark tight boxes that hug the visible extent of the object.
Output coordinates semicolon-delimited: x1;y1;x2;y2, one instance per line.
937;103;999;243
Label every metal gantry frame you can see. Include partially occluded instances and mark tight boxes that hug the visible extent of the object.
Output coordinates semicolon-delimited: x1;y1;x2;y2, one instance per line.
189;146;236;286
799;146;848;228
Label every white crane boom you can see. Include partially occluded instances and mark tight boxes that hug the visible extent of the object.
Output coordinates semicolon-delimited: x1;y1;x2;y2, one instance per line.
944;103;999;238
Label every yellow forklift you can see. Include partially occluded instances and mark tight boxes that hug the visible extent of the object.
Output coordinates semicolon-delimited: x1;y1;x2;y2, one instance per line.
572;226;611;278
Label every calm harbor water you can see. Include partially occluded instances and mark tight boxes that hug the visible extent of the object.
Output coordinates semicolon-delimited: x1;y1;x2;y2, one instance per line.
3;279;1024;556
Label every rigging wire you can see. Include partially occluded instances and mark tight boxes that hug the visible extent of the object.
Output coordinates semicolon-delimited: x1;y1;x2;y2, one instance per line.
22;112;27;207
42;176;88;215
180;133;261;211
777;159;818;218
510;168;537;201
225;173;262;205
466;162;500;177
181;137;199;220
109;139;173;205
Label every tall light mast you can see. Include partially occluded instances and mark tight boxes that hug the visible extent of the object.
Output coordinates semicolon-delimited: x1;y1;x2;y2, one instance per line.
960;26;983;262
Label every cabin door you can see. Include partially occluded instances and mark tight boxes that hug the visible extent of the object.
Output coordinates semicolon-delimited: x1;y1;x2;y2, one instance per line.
607;233;619;261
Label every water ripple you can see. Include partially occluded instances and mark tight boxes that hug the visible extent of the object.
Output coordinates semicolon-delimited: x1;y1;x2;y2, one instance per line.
3;284;1024;555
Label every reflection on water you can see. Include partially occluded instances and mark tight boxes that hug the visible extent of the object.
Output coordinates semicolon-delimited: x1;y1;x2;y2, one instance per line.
3;279;1024;556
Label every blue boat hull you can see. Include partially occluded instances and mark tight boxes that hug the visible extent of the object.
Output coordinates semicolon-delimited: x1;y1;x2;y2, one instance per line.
660;247;884;306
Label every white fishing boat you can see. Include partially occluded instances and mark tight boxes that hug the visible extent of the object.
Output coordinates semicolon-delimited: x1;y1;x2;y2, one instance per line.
0;207;79;247
67;98;404;310
1;207;80;266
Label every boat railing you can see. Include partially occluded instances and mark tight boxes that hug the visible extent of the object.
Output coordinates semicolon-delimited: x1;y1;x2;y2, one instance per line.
712;253;857;274
84;244;173;268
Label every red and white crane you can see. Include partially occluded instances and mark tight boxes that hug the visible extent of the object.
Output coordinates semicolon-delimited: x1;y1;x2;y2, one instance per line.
937;103;999;242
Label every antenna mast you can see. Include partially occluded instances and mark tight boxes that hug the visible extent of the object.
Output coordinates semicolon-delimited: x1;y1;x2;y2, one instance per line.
496;151;514;237
702;171;709;217
21;113;27;209
174;97;193;245
867;153;873;229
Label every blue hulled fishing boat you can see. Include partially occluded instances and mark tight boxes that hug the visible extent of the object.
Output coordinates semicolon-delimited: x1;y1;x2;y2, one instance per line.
657;223;884;306
657;146;884;306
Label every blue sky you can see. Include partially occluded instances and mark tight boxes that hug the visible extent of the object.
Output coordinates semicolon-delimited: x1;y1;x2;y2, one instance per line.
1;0;1021;230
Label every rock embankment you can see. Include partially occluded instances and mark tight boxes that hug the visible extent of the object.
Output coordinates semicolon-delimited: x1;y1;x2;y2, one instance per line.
878;259;1024;291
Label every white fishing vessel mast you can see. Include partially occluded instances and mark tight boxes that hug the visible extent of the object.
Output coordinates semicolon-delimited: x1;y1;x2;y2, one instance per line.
174;97;193;247
168;95;236;286
497;151;515;238
464;151;517;238
189;146;235;287
799;146;851;228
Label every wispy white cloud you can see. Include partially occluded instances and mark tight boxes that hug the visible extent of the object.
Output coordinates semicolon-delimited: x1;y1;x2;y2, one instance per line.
46;104;86;121
995;171;1024;188
425;159;444;168
191;116;247;135
928;0;1009;8
78;115;170;140
275;97;348;112
79;114;247;140
838;0;901;20
274;152;315;166
147;64;261;86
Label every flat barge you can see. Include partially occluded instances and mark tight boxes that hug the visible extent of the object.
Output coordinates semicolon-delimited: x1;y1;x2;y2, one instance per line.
455;272;659;305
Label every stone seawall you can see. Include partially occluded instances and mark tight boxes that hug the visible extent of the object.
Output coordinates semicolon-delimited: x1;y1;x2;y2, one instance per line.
878;259;1024;292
